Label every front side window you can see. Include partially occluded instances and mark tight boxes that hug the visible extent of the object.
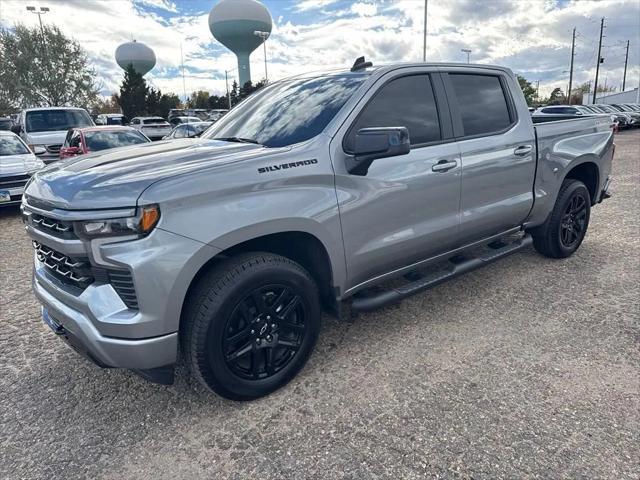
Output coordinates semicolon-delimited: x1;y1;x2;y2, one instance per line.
0;135;30;155
344;74;441;152
83;130;149;151
25;109;93;133
449;74;513;136
203;74;366;148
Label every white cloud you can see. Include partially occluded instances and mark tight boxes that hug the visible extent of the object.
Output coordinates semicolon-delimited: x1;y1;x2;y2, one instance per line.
134;0;178;13
350;2;377;17
294;0;341;12
0;0;638;101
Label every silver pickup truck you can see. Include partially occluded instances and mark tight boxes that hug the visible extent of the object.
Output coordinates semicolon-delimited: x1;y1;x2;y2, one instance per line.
21;60;614;400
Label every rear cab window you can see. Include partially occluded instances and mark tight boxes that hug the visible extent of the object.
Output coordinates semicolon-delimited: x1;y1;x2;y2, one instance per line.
446;73;515;138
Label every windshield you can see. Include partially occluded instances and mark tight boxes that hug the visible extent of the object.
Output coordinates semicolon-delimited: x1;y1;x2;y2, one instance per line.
106;116;123;125
84;130;149;151
0;135;30;156
143;118;167;125
25;109;93;133
203;74;366;147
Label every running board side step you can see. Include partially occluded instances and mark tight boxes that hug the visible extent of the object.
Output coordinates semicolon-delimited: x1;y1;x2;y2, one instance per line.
350;234;533;312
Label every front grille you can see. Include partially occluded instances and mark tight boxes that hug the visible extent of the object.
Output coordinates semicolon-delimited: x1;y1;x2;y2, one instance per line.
0;174;30;189
31;213;76;239
45;144;62;154
33;241;94;289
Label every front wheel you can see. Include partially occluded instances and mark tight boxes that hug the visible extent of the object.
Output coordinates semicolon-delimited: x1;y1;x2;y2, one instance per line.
181;253;321;400
531;179;591;258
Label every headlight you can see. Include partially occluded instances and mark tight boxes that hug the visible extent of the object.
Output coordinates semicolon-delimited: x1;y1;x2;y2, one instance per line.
76;205;160;238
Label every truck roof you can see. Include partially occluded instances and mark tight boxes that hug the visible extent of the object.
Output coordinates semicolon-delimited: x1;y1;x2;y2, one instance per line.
288;62;513;81
22;106;88;112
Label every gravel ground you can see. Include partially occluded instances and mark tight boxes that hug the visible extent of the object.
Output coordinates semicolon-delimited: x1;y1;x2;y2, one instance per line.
1;130;638;480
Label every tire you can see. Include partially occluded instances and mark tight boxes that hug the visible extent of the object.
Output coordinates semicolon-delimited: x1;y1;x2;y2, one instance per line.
531;179;591;258
181;252;321;400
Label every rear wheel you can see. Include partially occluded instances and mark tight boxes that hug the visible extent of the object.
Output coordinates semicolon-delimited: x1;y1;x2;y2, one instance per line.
531;179;591;258
181;253;320;400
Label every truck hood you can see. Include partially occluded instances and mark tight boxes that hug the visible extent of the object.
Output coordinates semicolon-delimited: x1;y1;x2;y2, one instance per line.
25;138;277;210
24;130;68;145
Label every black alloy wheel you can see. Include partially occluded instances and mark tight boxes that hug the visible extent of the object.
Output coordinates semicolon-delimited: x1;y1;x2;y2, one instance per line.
559;191;588;248
223;285;307;380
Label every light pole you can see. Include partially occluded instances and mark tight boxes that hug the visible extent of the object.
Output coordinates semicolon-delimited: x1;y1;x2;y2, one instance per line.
461;49;471;64
224;67;238;109
422;0;428;62
253;30;269;83
26;6;50;58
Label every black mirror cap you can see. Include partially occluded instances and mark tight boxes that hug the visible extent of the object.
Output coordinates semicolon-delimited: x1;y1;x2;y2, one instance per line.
347;126;410;175
10;124;21;134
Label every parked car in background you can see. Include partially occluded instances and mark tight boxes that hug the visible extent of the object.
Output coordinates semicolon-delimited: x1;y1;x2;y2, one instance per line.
587;105;631;129
11;107;94;162
0;131;45;206
163;121;212;139
95;113;126;126
207;109;228;122
169;116;202;127
609;104;640;126
0;117;13;130
59;126;150;159
129;116;172;140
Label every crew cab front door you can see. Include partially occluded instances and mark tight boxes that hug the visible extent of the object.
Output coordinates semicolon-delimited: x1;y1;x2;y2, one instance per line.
331;70;462;293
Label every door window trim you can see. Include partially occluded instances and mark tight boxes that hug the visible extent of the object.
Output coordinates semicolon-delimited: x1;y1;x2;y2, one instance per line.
341;72;454;154
442;72;518;140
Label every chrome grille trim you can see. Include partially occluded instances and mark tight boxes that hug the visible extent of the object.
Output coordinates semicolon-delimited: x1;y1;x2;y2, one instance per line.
31;213;76;239
33;241;94;289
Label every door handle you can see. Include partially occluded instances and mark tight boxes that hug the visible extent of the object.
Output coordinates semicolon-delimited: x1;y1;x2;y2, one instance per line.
432;159;458;173
514;145;533;156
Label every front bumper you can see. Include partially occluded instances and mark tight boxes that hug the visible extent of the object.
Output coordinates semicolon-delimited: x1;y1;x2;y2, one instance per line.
22;199;220;374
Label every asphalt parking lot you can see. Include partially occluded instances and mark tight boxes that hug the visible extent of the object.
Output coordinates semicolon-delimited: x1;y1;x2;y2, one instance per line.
1;130;639;480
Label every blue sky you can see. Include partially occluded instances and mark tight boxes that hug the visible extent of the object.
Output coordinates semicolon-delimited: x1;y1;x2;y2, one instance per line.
1;0;638;100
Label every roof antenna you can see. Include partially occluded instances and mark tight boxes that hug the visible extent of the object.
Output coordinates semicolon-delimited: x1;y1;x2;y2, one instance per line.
351;56;373;72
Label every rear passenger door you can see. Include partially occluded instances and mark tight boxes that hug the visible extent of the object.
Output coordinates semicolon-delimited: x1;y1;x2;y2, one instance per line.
331;70;462;290
443;70;536;244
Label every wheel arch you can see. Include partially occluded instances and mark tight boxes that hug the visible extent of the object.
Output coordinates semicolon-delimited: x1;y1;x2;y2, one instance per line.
564;160;600;204
179;229;340;333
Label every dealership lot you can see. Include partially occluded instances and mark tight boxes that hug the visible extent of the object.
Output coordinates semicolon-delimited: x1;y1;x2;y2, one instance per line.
1;131;638;479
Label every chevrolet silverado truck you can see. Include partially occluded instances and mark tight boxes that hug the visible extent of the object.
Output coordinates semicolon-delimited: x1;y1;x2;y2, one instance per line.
21;60;614;400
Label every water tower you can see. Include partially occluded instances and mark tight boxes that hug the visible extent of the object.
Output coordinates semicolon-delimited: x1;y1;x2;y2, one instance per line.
208;0;272;87
115;40;156;76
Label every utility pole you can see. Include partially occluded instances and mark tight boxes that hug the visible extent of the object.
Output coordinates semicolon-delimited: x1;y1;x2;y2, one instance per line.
593;17;605;104
622;40;629;91
568;27;576;105
180;43;187;106
536;80;540;103
422;0;428;61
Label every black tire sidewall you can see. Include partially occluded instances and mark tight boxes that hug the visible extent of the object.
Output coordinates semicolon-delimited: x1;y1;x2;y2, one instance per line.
199;259;320;399
553;181;591;257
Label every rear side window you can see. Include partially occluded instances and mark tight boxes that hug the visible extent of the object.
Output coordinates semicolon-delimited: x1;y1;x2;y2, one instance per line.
449;74;513;136
344;74;441;151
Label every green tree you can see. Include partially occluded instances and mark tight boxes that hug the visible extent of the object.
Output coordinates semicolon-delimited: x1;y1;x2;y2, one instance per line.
516;75;537;106
145;87;162;116
548;87;565;105
0;23;99;109
118;64;148;120
157;92;181;118
187;90;210;109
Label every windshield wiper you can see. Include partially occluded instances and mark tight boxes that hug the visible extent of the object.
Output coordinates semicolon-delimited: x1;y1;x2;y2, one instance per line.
212;136;262;145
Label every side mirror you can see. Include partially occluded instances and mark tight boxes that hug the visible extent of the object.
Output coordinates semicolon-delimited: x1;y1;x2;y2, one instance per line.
33;145;46;155
11;124;21;134
59;146;81;158
346;127;410;175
